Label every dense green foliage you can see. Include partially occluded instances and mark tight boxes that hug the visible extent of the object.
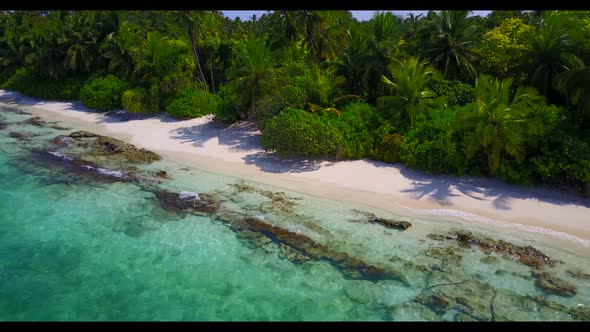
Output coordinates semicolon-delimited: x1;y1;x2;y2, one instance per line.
1;10;589;196
2;68;86;100
166;84;220;119
260;107;341;157
80;74;126;111
122;88;147;113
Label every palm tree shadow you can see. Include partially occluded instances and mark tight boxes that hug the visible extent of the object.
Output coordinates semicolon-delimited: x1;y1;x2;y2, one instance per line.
171;119;261;152
242;151;323;173
364;160;590;210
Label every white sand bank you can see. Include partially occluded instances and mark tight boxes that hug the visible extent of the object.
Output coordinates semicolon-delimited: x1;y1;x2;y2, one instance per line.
2;89;590;245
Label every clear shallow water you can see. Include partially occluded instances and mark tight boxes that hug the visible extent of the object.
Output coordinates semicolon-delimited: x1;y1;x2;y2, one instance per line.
0;106;589;321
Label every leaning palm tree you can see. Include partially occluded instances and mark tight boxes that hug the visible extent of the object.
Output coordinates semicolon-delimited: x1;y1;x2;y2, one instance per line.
424;10;479;80
456;75;545;174
178;10;209;90
225;34;279;120
381;56;441;122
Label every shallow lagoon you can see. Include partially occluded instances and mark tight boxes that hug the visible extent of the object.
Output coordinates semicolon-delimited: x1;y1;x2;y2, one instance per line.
0;106;589;321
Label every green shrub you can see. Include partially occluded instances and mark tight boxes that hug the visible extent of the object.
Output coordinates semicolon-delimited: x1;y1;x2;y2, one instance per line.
430;80;475;106
2;67;86;100
531;133;590;190
122;88;148;113
214;85;240;124
496;159;535;186
260;107;342;157
80;74;127;111
372;123;404;163
326;101;377;159
400;105;470;174
166;84;220;119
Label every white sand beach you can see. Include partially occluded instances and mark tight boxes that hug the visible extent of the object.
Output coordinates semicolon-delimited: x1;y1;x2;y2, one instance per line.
2;89;590;244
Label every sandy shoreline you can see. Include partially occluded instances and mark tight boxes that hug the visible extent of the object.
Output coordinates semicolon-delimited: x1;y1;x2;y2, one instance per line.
2;89;590;246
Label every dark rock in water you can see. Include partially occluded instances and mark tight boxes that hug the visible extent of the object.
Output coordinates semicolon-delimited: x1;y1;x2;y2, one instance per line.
0;121;8;130
89;136;161;163
9;131;37;139
495;269;508;276
153;190;220;214
532;295;567;311
531;272;577;297
480;256;499;264
455;313;481;322
64;131;161;164
566;270;590;280
449;230;558;269
51;135;79;147
154;170;171;179
424;246;463;266
427;234;449;241
278;243;310;263
69;131;100;138
22;116;47;127
350;210;412;231
235;217;407;283
569;307;590;321
230;181;257;193
50;124;70;130
415;293;450;315
370;217;411;230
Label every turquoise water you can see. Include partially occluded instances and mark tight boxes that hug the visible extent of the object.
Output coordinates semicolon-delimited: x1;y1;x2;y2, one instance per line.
0;105;589;321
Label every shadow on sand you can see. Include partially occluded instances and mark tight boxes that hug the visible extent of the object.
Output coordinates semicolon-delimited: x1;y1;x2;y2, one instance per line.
2;90;588;211
364;160;590;210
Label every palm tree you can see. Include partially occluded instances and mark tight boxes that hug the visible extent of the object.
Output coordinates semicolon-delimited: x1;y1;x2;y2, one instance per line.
555;65;590;127
130;31;185;84
527;12;581;100
58;11;103;75
178;10;208;90
456;75;545;174
424;10;479;80
0;14;29;79
381;56;441;122
225;34;279;120
100;20;137;79
329;27;375;96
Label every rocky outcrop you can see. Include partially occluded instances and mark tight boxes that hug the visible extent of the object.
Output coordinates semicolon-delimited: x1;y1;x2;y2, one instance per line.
423;246;463;267
21;116;47;127
88;136;161;163
50;124;70;130
154;170;171;179
153;189;220;214
9;131;37;139
212;209;407;283
350;209;412;231
531;272;577;297
568;307;590;321
449;230;558;269
566;270;590;280
68;131;100;138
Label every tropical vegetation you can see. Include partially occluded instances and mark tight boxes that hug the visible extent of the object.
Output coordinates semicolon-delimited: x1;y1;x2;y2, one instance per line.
1;10;589;196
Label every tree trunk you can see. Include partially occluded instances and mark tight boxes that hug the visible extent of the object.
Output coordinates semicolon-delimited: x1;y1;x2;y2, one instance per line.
189;29;208;91
209;60;216;93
